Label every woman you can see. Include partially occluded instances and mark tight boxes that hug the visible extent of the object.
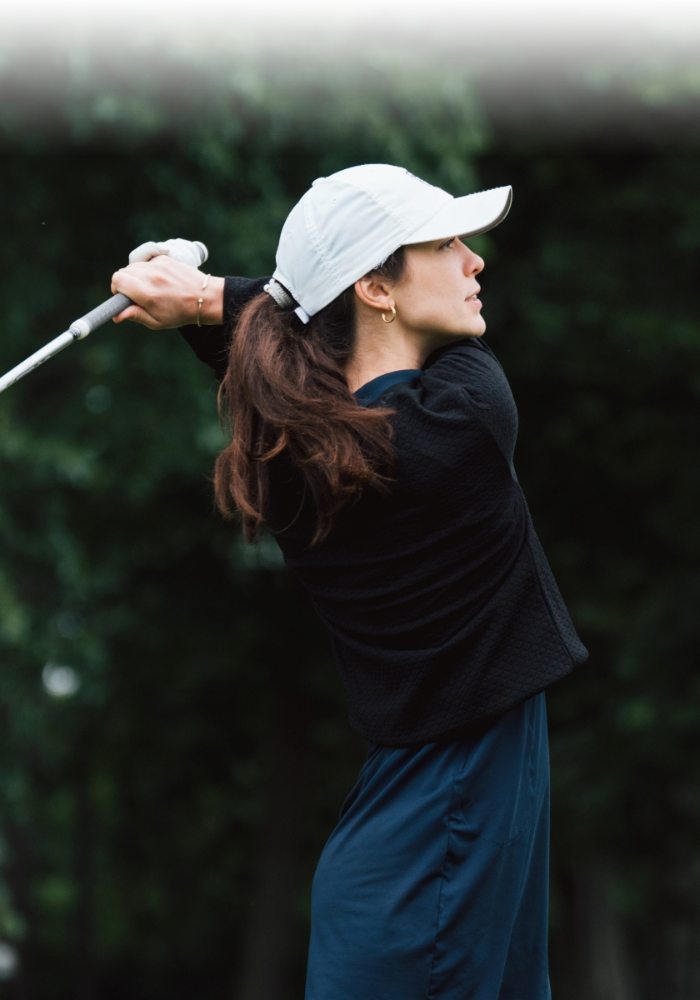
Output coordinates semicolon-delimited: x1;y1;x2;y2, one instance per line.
112;164;587;999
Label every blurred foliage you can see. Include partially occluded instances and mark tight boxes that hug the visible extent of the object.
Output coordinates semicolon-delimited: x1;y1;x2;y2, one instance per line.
0;72;699;998
475;149;700;991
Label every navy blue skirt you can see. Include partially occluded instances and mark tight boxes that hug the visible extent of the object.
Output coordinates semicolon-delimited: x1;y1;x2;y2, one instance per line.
306;693;551;1000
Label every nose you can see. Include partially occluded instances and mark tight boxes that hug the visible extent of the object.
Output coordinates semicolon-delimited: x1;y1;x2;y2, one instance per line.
460;241;484;276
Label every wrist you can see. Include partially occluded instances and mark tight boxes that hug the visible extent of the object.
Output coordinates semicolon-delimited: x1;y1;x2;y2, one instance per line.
198;275;225;325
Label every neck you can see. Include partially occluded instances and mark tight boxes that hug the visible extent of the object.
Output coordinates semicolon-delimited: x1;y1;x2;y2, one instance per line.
345;316;434;394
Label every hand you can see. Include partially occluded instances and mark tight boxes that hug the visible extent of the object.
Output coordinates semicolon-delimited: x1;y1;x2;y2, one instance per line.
110;255;224;329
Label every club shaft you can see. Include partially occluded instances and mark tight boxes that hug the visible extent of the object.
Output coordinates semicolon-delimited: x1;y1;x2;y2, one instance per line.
0;331;76;393
0;292;132;395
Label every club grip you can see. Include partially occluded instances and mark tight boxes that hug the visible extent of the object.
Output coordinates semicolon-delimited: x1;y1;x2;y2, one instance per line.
70;293;132;339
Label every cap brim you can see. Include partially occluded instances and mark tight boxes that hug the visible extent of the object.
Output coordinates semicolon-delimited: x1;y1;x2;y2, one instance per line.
404;185;513;244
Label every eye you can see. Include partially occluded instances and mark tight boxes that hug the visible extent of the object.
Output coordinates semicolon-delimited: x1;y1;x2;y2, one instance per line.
439;237;455;250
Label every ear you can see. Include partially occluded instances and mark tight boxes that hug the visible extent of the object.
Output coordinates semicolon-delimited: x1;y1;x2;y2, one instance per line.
354;273;394;313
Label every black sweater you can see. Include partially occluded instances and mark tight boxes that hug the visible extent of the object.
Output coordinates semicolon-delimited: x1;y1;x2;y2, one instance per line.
181;277;588;746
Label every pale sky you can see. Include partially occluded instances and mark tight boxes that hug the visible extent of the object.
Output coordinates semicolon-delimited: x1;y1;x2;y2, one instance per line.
2;0;700;56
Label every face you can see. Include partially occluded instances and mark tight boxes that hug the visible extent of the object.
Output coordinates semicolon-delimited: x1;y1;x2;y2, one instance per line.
392;236;485;346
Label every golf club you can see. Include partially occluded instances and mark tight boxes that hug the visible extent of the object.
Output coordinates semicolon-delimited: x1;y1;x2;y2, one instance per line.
0;238;208;395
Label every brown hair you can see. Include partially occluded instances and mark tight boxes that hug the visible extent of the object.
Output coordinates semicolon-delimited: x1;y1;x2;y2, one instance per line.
214;248;408;545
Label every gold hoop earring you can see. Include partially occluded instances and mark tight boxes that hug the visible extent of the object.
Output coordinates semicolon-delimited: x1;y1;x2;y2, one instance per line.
381;304;397;324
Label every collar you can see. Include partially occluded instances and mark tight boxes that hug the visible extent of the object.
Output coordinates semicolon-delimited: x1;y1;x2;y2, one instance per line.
354;369;423;407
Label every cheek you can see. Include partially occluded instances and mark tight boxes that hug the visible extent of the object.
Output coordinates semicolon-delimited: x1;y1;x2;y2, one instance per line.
405;272;454;318
397;264;472;329
404;293;448;328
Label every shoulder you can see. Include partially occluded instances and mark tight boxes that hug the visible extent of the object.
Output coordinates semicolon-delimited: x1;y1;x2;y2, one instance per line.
370;338;508;414
368;337;518;469
423;337;505;388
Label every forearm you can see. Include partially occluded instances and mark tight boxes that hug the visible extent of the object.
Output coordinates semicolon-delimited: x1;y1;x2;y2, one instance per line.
198;275;225;326
180;275;270;380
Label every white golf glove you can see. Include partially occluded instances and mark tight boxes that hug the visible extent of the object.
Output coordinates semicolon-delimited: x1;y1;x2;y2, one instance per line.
128;238;208;270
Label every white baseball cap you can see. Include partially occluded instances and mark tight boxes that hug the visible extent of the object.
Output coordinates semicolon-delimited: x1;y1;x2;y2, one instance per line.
267;164;512;323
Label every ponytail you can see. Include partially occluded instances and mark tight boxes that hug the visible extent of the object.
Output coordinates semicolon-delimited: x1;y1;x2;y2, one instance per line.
214;249;407;545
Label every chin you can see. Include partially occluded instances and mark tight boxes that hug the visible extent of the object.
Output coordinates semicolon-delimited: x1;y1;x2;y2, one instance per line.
463;319;486;338
458;311;486;338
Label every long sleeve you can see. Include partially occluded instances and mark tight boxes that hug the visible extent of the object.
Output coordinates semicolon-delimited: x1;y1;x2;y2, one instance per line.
269;334;587;745
179;275;269;381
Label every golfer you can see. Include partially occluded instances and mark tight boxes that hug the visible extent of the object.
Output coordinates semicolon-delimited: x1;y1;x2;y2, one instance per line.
112;164;588;999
